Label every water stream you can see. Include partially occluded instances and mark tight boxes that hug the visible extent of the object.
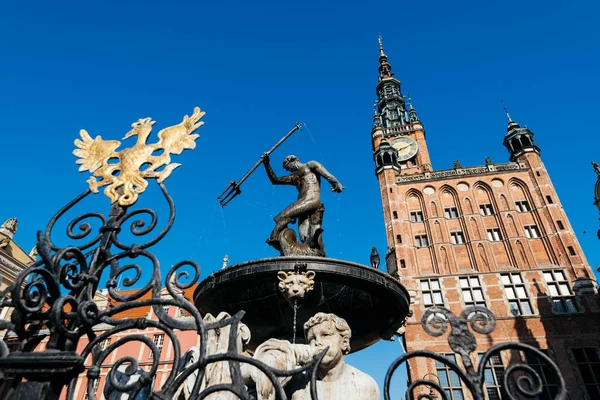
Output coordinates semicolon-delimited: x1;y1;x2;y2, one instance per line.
292;299;298;344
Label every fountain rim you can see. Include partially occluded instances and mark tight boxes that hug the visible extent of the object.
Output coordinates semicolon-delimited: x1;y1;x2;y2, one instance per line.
194;255;411;302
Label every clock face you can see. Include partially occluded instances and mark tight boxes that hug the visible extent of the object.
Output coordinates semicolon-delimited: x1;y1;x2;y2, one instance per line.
390;136;419;161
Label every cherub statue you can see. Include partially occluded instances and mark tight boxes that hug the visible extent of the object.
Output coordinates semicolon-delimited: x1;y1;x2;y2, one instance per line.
251;312;379;400
262;154;343;257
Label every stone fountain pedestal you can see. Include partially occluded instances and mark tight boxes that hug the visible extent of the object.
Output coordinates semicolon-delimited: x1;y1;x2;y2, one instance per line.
194;256;410;353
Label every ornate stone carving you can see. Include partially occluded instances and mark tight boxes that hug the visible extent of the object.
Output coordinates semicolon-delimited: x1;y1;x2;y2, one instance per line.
277;270;316;306
0;218;17;238
252;312;380;400
396;162;525;183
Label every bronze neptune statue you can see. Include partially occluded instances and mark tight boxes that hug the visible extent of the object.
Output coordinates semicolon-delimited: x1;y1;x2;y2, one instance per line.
262;153;343;257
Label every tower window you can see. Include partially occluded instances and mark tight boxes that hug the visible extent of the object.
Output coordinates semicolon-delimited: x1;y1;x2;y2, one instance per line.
546;195;554;204
390;188;393;193
444;207;458;219
568;246;576;256
410;211;424;222
450;231;465;244
486;228;502;242
572;348;600;397
460;276;486;307
543;270;578;313
524;225;540;239
501;273;533;316
400;259;406;269
479;204;494;216
415;234;429;248
420;279;444;308
396;234;402;244
393;211;398;219
557;220;565;230
515;200;531;212
536;171;541;177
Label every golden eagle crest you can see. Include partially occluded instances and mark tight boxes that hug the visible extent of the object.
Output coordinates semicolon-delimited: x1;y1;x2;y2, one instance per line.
73;107;205;206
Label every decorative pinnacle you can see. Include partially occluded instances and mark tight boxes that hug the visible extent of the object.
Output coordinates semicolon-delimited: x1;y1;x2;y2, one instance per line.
501;100;513;122
378;36;386;57
593;161;600;176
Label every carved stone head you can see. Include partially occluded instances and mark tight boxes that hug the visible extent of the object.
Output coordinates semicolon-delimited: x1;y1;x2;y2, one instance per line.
304;312;352;366
277;271;315;304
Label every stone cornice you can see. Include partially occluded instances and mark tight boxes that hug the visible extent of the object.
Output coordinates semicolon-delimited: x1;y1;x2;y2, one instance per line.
396;161;527;184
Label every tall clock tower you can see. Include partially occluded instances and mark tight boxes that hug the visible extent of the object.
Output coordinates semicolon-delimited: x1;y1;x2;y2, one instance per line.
371;40;600;399
373;38;430;175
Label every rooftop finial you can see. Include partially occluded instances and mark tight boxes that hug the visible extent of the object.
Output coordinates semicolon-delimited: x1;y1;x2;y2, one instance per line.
407;93;414;110
501;100;513;122
378;35;385;57
593;161;600;176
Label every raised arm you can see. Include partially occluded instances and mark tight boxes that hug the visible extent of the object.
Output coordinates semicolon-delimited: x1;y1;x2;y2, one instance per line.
262;154;294;185
307;161;344;193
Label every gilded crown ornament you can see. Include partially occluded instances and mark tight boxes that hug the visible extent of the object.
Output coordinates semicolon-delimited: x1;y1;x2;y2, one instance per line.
73;107;205;206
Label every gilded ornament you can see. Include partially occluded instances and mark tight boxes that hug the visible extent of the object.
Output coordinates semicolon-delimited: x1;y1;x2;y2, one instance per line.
73;107;205;206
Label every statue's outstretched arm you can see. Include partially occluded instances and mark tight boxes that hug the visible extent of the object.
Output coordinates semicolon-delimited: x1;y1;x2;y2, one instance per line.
308;161;344;193
263;154;294;185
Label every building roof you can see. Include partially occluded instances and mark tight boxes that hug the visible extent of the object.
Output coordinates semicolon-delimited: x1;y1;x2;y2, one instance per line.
107;284;198;319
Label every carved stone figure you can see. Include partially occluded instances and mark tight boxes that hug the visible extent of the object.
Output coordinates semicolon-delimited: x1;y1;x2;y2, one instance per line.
262;154;343;257
277;271;316;306
175;312;251;400
251;312;379;400
0;218;18;238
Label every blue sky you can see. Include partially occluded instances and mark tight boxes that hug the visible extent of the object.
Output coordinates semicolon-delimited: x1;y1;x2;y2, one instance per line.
1;0;599;398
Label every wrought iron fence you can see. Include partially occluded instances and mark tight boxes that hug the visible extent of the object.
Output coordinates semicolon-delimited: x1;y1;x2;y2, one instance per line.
0;182;568;399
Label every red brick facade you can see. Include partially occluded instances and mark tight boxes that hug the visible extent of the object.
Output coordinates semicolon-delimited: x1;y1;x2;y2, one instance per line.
372;84;600;398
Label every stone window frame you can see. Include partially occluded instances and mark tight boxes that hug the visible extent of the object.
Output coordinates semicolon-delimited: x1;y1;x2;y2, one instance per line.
149;333;165;359
479;352;507;399
84;377;101;400
521;349;560;398
479;203;494;216
500;272;533;316
486;228;502;242
524;225;540;239
459;275;487;307
435;353;465;400
420;278;445;309
444;207;459;219
569;347;600;399
415;234;429;248
450;231;465;245
515;200;531;212
410;210;424;222
542;269;579;314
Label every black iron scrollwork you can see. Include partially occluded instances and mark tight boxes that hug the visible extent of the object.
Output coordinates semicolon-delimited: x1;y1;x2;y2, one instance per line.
0;182;324;400
385;306;567;400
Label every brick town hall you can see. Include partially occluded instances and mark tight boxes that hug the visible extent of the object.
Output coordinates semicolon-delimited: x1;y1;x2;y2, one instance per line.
371;39;600;399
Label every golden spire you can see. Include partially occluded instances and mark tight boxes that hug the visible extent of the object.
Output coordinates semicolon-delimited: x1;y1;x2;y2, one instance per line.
378;36;386;57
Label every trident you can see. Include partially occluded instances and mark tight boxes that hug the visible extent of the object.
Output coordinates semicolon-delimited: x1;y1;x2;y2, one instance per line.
217;123;303;206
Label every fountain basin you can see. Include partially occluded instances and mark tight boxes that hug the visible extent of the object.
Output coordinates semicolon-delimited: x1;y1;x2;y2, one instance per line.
193;257;411;353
